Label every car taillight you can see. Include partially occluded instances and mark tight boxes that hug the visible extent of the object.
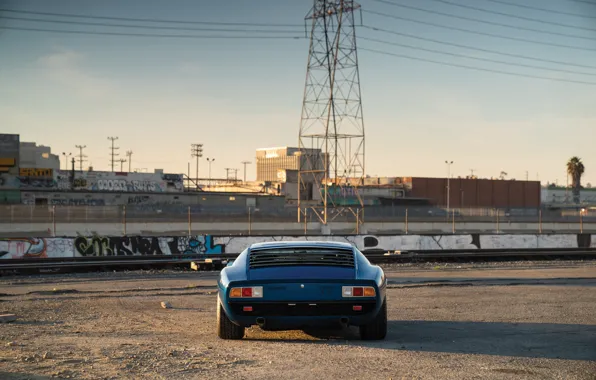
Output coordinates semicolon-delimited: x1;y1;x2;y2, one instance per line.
230;286;263;298
342;286;376;297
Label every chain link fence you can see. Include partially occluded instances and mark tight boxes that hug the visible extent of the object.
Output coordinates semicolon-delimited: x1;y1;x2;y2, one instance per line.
0;204;592;224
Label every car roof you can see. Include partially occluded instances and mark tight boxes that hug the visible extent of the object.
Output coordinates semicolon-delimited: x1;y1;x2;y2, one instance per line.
249;240;354;250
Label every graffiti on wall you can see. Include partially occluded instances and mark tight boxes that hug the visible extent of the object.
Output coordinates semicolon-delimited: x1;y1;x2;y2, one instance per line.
168;236;224;255
127;195;150;205
7;170;184;193
19;168;53;177
49;198;106;206
0;238;47;259
73;235;225;257
2;234;593;260
74;236;164;256
0;238;73;259
17;177;57;189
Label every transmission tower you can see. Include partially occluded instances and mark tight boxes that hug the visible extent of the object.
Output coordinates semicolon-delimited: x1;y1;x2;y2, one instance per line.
298;0;365;226
75;145;87;171
119;158;127;172
126;150;133;172
107;137;119;172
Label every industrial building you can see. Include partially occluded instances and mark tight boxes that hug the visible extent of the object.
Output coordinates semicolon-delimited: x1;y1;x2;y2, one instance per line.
19;142;60;171
256;146;325;183
404;177;541;209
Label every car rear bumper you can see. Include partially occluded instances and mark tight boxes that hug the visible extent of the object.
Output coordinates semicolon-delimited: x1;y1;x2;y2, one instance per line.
223;300;380;328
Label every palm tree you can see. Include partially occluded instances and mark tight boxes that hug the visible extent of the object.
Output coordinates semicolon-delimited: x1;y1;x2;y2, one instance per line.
566;156;585;204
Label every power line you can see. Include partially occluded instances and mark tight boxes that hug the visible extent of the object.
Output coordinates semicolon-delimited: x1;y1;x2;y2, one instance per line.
362;10;596;52
360;36;596;77
359;47;596;86
0;8;304;28
361;25;596;70
424;0;596;32
0;26;306;39
562;0;596;5
367;0;595;41
480;0;596;19
0;15;303;34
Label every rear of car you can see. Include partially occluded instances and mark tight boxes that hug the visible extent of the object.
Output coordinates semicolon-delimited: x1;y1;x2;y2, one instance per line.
216;242;387;340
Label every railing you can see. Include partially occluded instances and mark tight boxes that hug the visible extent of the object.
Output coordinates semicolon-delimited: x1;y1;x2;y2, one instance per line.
0;204;592;224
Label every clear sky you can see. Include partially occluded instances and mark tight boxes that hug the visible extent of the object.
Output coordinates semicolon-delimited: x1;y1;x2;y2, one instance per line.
1;0;595;186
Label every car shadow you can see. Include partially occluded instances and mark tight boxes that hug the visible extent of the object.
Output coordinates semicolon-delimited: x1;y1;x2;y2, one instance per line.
247;320;596;361
0;372;54;380
387;277;596;288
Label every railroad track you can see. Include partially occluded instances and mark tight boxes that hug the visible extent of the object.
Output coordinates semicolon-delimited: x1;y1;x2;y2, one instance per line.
1;248;596;274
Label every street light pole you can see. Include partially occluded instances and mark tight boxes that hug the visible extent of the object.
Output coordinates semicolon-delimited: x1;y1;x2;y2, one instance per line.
62;152;71;171
207;158;215;186
241;161;252;182
445;160;454;212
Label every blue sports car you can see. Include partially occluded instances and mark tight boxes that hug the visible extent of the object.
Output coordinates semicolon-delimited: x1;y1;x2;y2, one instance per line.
216;241;387;340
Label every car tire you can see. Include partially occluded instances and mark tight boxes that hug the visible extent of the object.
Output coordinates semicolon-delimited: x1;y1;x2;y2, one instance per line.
217;296;245;340
359;298;387;340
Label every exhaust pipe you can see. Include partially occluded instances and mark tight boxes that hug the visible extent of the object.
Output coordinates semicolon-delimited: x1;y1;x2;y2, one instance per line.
340;317;349;328
256;317;266;327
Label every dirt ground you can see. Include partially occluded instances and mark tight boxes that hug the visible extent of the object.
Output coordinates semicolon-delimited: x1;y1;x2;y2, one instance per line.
1;263;595;379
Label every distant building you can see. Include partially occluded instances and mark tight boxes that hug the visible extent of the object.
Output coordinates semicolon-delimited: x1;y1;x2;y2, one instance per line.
541;187;596;206
0;134;21;203
19;142;60;171
256;147;324;183
403;177;541;209
0;133;20;175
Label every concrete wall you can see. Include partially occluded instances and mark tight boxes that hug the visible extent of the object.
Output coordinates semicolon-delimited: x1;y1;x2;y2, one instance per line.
1;233;594;260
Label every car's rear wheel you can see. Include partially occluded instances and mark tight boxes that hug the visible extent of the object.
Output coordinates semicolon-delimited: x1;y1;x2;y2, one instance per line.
359;298;387;340
217;296;245;340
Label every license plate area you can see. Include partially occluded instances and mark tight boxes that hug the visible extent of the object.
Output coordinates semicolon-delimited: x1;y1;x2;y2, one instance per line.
229;301;376;316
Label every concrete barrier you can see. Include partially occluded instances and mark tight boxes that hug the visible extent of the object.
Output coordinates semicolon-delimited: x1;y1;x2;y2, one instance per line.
1;233;594;260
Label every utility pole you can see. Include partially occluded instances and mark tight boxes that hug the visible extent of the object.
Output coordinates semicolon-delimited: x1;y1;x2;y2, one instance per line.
75;145;87;171
225;168;233;180
107;137;119;172
241;161;252;182
233;168;239;182
190;144;203;183
119;158;127;172
445;160;454;211
126;150;133;172
469;169;476;177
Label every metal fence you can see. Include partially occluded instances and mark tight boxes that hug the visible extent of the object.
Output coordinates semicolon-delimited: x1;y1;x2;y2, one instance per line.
0;204;593;224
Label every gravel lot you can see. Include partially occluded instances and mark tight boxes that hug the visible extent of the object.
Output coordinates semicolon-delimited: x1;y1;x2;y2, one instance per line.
1;263;595;379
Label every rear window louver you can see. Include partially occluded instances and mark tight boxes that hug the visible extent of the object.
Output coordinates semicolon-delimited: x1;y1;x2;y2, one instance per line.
249;247;355;269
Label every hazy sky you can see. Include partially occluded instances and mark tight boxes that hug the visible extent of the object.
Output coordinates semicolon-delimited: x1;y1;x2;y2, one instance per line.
1;0;595;185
